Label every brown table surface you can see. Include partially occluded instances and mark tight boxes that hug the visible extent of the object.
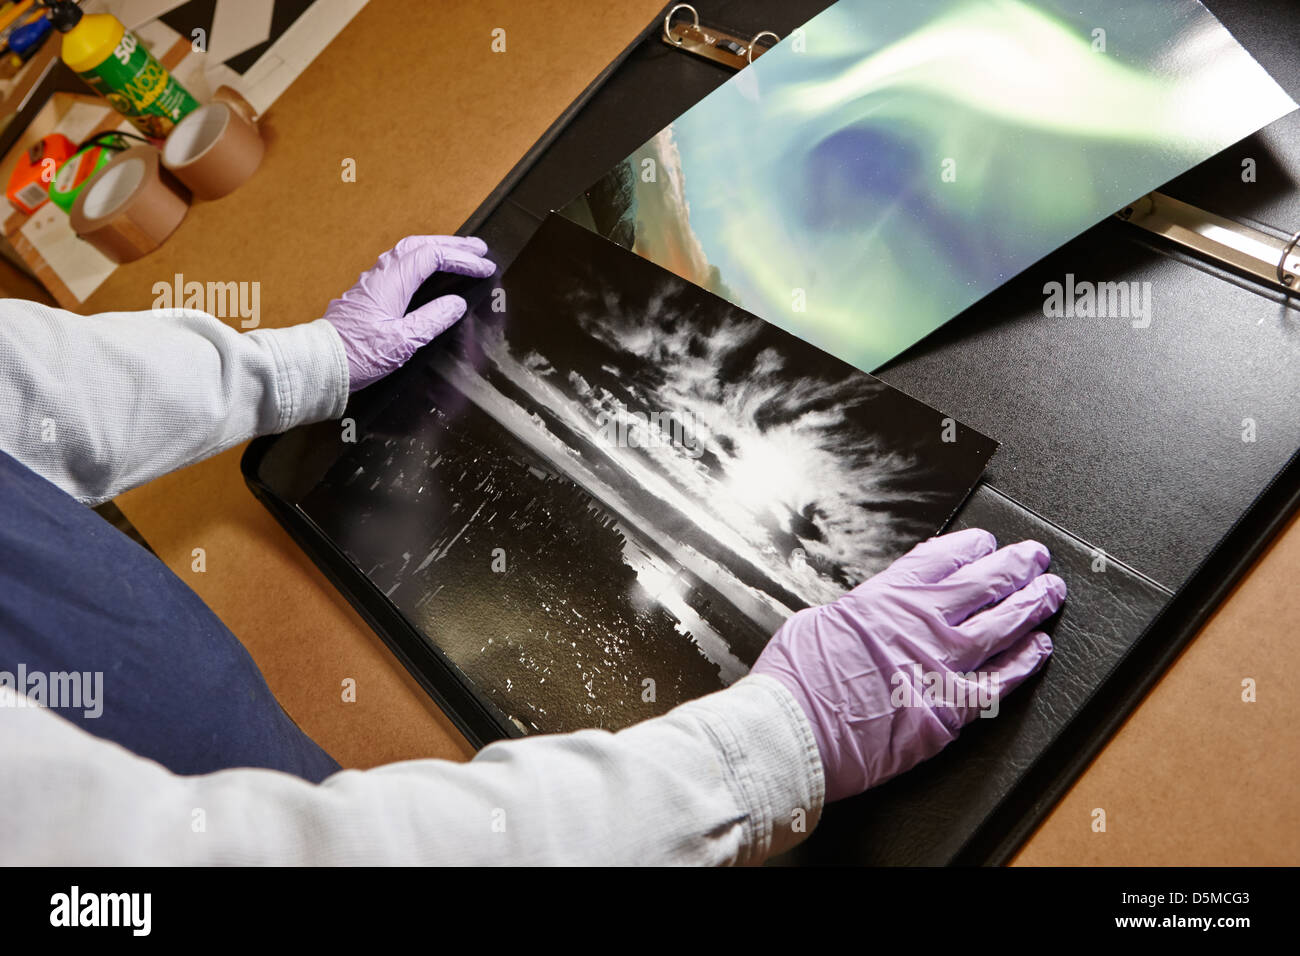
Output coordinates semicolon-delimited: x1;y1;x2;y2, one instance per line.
83;0;1299;865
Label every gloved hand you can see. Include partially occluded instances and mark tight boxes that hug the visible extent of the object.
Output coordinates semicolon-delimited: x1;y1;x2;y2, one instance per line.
752;529;1065;802
324;235;496;391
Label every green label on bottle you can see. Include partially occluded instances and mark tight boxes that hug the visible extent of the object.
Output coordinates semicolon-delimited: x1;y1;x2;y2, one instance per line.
77;31;199;138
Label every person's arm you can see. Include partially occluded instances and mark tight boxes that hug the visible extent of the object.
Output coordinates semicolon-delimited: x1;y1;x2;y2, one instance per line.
0;235;494;505
0;299;347;505
3;529;1062;865
0;675;822;866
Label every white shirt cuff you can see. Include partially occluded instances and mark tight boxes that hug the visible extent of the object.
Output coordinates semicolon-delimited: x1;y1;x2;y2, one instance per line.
257;319;350;432
679;673;826;863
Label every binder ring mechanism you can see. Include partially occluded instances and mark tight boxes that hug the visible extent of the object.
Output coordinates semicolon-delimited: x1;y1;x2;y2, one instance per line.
664;4;699;45
1118;192;1300;296
749;31;780;63
662;5;779;69
1279;231;1300;287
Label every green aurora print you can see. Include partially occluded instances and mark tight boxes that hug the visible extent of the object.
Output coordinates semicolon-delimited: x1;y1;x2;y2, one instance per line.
563;0;1296;372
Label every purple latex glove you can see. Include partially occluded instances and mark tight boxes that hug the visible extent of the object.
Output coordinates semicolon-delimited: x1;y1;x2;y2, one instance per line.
324;235;496;391
752;529;1065;802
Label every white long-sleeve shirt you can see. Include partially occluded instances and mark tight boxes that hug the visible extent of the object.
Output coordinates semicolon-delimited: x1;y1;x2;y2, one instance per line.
0;299;824;865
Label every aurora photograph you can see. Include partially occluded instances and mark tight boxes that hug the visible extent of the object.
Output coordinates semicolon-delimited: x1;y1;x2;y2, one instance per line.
561;0;1296;372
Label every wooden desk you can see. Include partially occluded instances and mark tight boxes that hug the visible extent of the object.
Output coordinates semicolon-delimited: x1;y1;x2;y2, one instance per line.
89;0;1300;864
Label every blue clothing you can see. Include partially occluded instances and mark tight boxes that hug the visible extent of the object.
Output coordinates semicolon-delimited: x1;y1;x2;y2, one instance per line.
0;448;339;782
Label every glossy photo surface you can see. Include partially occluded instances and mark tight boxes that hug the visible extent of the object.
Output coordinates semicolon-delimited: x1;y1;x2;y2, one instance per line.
300;215;996;734
562;0;1296;372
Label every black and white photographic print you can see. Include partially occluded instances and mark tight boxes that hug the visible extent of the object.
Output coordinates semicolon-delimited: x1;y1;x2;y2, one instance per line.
300;214;997;735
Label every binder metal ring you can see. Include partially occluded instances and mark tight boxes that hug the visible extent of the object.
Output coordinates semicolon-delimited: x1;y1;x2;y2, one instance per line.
664;4;699;46
747;31;780;63
1278;231;1300;287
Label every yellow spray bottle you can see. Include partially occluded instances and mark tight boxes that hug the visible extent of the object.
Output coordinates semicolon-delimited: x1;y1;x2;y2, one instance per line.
44;0;198;138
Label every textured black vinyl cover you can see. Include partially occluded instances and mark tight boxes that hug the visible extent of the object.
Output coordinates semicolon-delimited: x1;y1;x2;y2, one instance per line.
245;0;1300;863
786;484;1171;864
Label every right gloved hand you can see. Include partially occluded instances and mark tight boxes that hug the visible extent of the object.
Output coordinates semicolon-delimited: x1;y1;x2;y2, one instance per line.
751;529;1065;802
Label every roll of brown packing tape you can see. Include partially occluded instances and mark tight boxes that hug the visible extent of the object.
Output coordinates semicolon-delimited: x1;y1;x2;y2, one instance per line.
162;86;264;200
69;146;190;264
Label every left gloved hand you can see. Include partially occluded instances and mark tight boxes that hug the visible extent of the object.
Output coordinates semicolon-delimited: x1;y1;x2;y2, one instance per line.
324;235;496;391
